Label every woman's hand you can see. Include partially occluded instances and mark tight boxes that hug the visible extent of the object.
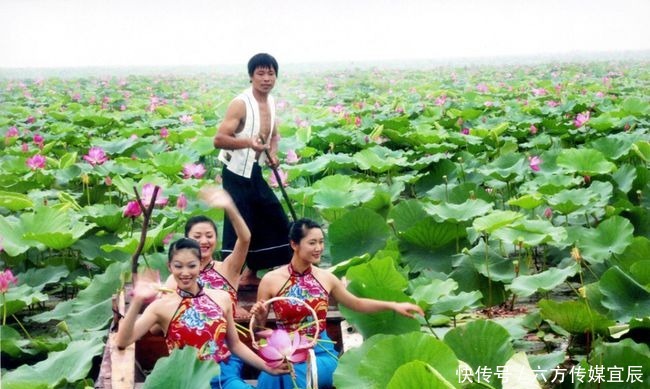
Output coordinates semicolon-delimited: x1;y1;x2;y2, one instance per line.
393;302;425;319
198;186;234;209
250;300;269;322
132;268;162;303
264;362;291;375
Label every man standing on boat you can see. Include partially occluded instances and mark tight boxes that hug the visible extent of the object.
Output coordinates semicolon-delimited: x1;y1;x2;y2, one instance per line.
214;53;292;287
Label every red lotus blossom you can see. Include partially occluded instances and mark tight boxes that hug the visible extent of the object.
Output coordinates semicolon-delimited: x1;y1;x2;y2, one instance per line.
105;176;112;186
141;183;168;206
531;88;547;96
529;125;538;135
33;134;44;146
258;329;310;369
176;193;188;211
434;95;447;106
183;163;206;179
26;154;46;170
83;146;108;166
0;269;18;293
269;168;288;188
354;116;362;127
574;111;590;128
21;143;29;153
546;101;560;108
461;128;470;135
528;156;542;172
160;127;169;138
123;201;142;218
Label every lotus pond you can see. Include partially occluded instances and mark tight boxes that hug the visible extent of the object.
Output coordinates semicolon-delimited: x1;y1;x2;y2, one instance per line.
1;60;649;388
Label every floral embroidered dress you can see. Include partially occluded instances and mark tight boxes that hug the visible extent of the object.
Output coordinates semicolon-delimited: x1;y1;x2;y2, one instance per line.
199;261;238;308
258;264;337;389
272;264;329;338
166;287;230;363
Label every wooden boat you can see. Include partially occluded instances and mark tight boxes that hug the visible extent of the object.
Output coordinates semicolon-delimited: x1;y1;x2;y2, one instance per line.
94;284;361;389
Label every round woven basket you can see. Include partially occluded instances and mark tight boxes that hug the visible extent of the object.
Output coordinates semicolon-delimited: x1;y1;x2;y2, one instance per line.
248;296;321;349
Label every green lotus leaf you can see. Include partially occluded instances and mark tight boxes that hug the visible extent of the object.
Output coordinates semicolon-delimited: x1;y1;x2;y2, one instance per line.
387;360;457;389
472;210;524;234
423;199;493;223
462;244;517;282
430;291;483;316
100;219;169;255
17;265;69;289
328;208;389;262
478;153;527;182
30;261;127;335
1;284;49;317
526;351;566;383
353;146;409;173
388;199;428;232
611;163;637;194
546;188;593;215
599;266;650;321
589;135;635;160
412;279;459;305
503;352;543;389
508;262;580;298
142;346;220;389
359;332;461;389
450;255;509;307
444;320;514;388
577;216;634;264
556;148;616;176
630;260;650;286
341;257;420;338
0;326;34;358
93;136;138;154
1;338;104;389
632;140;650;162
334;334;388;389
582;339;650;389
399;217;461;251
507;193;544;210
0;191;34;211
621;96;649;115
0;215;32;256
152;150;193;176
538;299;614;335
81;203;125;232
21;206;95;250
492;219;567;247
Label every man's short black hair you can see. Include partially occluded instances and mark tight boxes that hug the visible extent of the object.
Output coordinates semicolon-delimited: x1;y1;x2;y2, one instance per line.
248;53;279;77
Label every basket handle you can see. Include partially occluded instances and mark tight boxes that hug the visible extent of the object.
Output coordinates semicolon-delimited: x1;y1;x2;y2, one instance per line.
249;296;321;349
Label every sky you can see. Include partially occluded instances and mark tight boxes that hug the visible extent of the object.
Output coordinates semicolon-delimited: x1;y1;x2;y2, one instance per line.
1;0;649;69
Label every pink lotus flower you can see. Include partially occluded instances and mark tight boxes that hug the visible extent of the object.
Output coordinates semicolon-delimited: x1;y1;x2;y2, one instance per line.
83;146;108;166
574;111;590;128
528;156;542;171
183;163;206;179
285;150;300;164
26;154;46;170
461;128;470;135
434;95;447;106
330;104;344;114
546;100;560;108
5;126;19;138
25;116;35;124
160;127;169;138
179;114;193;124
354;116;362;127
21;143;29;153
476;83;489;93
123;201;142;218
531;88;547;96
163;233;174;245
530;124;538;135
258;329;310;368
33;134;44;145
180;91;189;100
544;207;553;219
269;168;288;188
0;269;18;293
105;176;112;186
176;193;188;211
595;91;605;98
141;183;168;206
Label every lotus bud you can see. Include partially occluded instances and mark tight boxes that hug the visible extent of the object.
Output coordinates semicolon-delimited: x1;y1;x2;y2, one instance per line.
577;286;586;299
442;175;448;183
571;246;582;263
512;260;520;274
81;174;90;185
469;190;476;200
